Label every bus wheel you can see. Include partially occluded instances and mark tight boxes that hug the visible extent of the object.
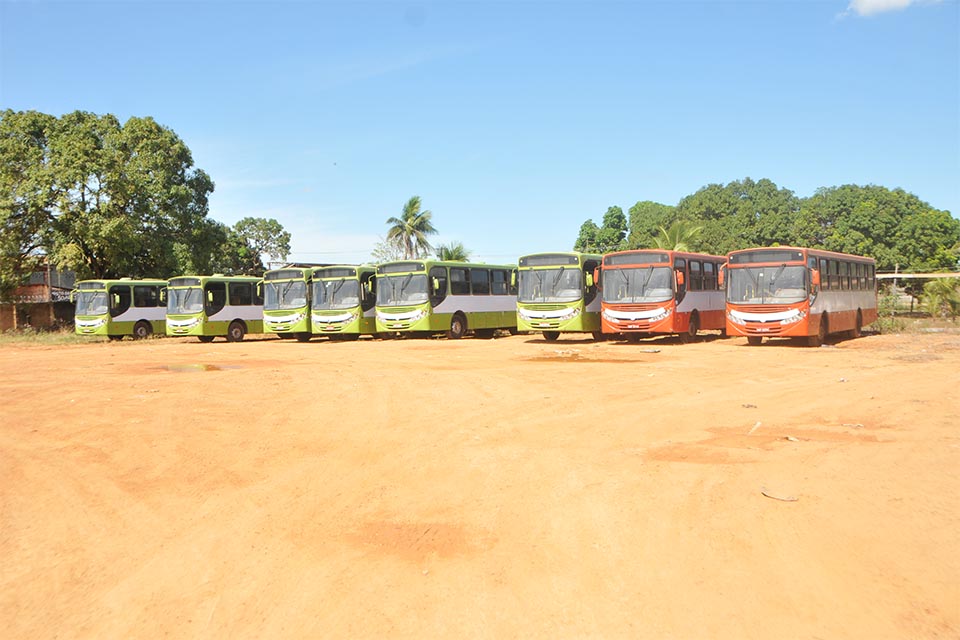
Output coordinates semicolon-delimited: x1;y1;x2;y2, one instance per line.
133;321;152;340
626;333;642;343
807;314;827;347
679;313;699;344
226;321;246;342
591;331;605;341
198;335;215;343
850;310;863;338
295;332;312;342
543;331;560;342
747;336;763;346
448;313;467;339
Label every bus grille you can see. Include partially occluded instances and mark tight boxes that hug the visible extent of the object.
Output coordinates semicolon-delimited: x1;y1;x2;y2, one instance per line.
524;304;565;311
614;303;662;312
733;304;793;314
381;306;417;313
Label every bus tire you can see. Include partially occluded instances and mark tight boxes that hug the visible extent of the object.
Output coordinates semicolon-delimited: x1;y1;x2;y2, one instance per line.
226;321;246;342
198;335;215;343
747;336;763;346
807;314;827;347
591;331;605;341
851;310;863;338
295;332;312;342
543;331;560;342
448;313;467;340
626;333;643;343
679;312;699;344
133;321;152;340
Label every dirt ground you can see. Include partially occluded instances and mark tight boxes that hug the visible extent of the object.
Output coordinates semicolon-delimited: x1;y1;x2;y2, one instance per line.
1;330;957;639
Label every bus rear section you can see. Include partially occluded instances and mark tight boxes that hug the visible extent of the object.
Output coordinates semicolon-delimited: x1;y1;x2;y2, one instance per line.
724;247;877;346
263;268;312;341
166;276;264;342
599;250;725;342
311;266;377;340
73;279;167;340
516;252;602;341
375;261;517;339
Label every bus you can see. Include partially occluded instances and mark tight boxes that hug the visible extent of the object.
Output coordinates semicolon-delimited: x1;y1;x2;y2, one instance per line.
311;265;378;340
598;249;726;342
375;260;517;339
516;252;602;341
262;267;313;341
73;278;167;340
165;275;264;342
724;246;877;347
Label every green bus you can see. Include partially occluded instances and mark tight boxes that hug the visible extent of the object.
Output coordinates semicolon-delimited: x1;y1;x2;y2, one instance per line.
375;260;517;339
262;267;313;341
73;278;168;340
516;252;603;341
311;265;378;340
166;275;264;342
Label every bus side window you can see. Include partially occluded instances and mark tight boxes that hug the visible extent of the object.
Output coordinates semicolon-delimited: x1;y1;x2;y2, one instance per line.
703;262;716;290
819;259;829;290
205;282;227;315
583;259;600;305
450;268;470;295
471;268;490;295
229;282;253;306
491;270;508;295
109;285;132;317
689;261;702;291
134;285;158;307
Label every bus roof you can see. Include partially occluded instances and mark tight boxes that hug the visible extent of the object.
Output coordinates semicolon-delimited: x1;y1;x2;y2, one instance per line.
518;252;602;267
75;278;168;289
377;260;516;274
727;246;876;265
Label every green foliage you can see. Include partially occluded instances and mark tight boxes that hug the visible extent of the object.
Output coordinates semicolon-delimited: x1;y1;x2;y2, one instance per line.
0;110;57;301
875;287;906;334
574;206;627;253
370;236;405;263
386;196;437;260
436;241;471;262
921;278;960;319
627;201;676;249
653;221;704;252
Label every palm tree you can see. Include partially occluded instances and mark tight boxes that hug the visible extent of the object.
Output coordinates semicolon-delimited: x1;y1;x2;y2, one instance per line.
385;196;438;259
436;242;471;262
653;221;703;252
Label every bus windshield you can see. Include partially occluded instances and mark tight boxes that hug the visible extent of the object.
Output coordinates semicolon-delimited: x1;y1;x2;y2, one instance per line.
75;291;108;316
377;274;428;306
518;268;583;303
602;266;673;303
314;279;360;310
264;280;307;310
167;287;204;314
727;265;808;304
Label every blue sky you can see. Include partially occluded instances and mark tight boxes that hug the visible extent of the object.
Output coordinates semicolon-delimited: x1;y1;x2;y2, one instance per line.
2;0;958;265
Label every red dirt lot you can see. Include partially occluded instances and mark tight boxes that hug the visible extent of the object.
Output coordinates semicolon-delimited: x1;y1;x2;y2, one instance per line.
1;331;958;639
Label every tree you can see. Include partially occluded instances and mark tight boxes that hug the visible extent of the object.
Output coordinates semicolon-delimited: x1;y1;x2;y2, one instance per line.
573;219;599;252
44;111;214;279
0;110;57;301
627;201;676;249
921;278;960;319
232;217;291;273
386;196;437;259
653;221;703;252
436;242;471;261
370;236;405;263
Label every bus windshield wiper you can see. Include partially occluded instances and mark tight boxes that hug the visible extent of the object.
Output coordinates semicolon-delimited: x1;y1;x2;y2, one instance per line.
330;279;345;303
552;266;566;288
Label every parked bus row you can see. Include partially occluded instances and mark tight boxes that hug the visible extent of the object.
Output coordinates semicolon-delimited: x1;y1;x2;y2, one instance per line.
72;246;878;347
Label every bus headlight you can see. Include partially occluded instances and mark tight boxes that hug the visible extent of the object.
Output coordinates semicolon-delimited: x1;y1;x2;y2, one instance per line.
649;308;672;322
779;309;806;325
727;311;746;325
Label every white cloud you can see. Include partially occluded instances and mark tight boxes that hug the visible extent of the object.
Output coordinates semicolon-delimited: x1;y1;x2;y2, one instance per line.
844;0;942;17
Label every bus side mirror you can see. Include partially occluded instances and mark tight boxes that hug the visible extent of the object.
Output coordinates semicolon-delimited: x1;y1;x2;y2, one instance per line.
675;271;685;287
718;268;725;287
811;269;821;287
207;291;214;303
432;277;440;291
159;288;167;304
511;271;517;287
593;267;601;289
585;273;594;288
70;290;76;303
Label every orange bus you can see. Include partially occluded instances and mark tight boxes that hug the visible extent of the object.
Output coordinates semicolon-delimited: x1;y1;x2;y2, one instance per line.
598;249;726;342
724;246;877;346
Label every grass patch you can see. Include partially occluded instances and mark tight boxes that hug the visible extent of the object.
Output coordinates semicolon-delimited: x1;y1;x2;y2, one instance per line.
0;327;108;345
